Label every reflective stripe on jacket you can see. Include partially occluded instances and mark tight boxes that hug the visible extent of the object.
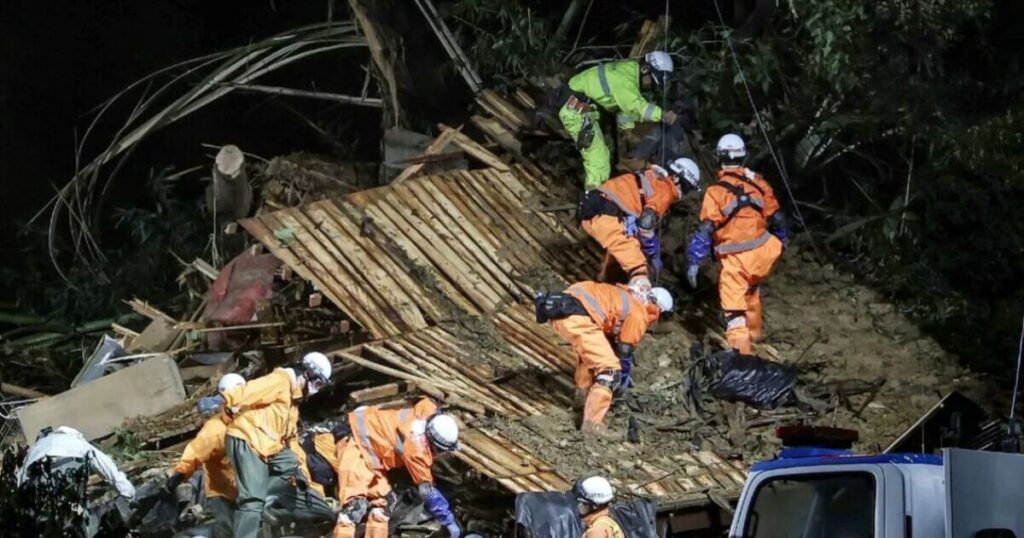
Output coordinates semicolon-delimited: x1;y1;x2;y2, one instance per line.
174;413;236;499
595;167;679;219
566;281;653;345
222;368;300;459
347;398;439;485
699;167;780;256
568;60;663;127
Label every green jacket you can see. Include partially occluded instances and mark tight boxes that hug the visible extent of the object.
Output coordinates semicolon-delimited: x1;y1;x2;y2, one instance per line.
568;59;663;128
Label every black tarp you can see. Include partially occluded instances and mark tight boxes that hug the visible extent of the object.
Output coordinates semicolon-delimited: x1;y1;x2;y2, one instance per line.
688;347;798;410
514;491;657;538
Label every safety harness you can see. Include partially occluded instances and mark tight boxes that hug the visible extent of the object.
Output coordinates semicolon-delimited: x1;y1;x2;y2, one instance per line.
578;172;654;222
712;171;766;229
567;284;633;337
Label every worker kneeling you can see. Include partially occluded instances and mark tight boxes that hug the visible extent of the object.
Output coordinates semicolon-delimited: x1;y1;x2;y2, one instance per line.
537;281;672;435
196;352;334;538
576;476;623;538
332;398;463;538
579;157;700;292
686;134;788;355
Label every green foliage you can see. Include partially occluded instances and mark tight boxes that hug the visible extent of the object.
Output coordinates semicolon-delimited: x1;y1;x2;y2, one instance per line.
0;445;92;537
445;0;559;82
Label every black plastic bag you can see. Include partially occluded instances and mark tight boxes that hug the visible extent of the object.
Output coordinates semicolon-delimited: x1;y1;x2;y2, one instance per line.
688;347;798;409
514;491;657;538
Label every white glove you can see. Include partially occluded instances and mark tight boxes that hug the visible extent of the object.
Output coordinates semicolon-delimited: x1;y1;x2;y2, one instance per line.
686;265;700;288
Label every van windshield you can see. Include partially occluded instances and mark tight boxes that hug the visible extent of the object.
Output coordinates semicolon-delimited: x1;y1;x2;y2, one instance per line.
742;472;875;538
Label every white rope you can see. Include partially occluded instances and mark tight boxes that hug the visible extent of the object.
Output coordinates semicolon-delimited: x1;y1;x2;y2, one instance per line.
711;0;822;260
1008;313;1024;429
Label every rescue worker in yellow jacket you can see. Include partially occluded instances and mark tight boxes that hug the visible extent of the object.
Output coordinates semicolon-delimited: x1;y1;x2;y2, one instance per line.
196;352;334;538
332;397;462;538
686;134;789;354
559;51;679;189
536;281;673;434
167;373;246;538
579;156;701;291
575;476;624;538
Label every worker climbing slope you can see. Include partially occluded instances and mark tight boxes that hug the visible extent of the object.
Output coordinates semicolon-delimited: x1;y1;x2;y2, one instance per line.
332;397;463;538
687;134;788;354
579;156;700;288
168;373;247;538
196;351;335;538
575;476;624;538
536;281;673;435
559;51;680;189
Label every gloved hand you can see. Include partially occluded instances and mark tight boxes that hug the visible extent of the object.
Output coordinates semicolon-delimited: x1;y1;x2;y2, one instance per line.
619;355;634;391
686;265;700;289
446;522;463;538
638;232;660;258
623;215;639;237
663;109;678;126
628;276;652;300
164;472;184;494
649;254;664;275
197;395;225;417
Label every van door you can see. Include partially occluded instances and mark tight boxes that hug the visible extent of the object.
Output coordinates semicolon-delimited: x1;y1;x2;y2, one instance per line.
945;448;1024;536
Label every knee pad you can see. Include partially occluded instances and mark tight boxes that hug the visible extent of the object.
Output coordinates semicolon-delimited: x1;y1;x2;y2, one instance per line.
368;507;389;522
595;370;623;393
341;497;370;524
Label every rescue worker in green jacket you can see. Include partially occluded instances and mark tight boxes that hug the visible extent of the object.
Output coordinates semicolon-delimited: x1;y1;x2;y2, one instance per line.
559;51;679;190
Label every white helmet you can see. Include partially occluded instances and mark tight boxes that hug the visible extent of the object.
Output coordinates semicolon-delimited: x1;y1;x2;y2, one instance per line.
668;157;701;191
575;476;614;506
651;287;673;313
644;51;674;85
426;414;460;451
217;373;246;393
716;133;747;163
301;352;333;395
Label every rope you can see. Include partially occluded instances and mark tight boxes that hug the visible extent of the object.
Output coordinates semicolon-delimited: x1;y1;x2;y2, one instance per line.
1008;313;1024;432
711;0;823;261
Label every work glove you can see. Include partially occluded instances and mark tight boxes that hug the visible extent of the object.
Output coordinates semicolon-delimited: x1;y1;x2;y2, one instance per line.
164;472;184;494
628;276;652;301
446;522;463;538
623;215;639;237
618;355;634;395
686;265;700;289
197;395;225;418
663;110;678;127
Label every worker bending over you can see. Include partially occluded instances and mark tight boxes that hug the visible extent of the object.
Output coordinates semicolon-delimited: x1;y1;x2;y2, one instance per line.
575;476;623;538
558;52;679;189
579;157;700;290
332;397;462;538
686;134;788;354
536;281;673;435
197;352;335;538
18;425;136;537
168;373;247;537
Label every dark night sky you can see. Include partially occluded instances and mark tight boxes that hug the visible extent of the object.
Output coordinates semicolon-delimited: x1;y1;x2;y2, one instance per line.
0;0;352;248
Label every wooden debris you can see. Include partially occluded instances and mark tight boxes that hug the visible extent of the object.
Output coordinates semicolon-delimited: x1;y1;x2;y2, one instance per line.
411;0;483;93
1;383;48;399
349;0;403;126
349;381;415;404
438;123;510;171
393;126;463;183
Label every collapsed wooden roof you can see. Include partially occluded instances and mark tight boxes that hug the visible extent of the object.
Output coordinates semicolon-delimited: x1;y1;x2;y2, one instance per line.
241;159;747;503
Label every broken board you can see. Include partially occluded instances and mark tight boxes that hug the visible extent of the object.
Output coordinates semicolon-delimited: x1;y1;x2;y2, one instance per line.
17;356;187;443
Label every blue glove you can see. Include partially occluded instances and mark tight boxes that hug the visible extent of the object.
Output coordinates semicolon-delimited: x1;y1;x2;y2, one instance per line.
446;522;463;538
687;228;713;267
769;212;789;248
686;265;700;288
619;355;634;390
639;232;660;258
197;395;225;417
623;216;639;237
419;484;456;526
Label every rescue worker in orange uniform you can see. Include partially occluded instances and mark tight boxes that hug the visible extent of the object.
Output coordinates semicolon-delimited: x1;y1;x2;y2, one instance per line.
686;134;788;355
575;476;624;538
167;373;247;538
196;352;335;538
332;397;462;538
578;157;701;292
536;281;674;435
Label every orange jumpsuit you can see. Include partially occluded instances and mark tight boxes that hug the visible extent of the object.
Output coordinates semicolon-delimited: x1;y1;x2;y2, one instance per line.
222;368;301;459
551;281;657;433
698;167;783;354
582;507;626;538
581;167;680;282
293;432;338;498
332;398;441;538
173;413;237;500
